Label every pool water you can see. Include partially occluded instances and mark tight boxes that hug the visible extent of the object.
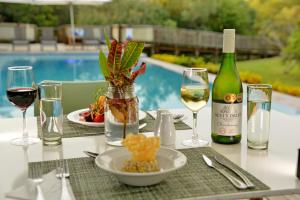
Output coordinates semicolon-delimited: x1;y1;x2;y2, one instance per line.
0;53;299;118
0;53;184;118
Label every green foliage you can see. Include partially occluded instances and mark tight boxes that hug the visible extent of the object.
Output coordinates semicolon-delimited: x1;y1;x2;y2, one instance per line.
99;51;109;78
77;0;170;26
0;3;68;26
283;23;300;66
207;0;255;34
121;41;144;71
104;31;111;49
237;57;300;87
100;39;145;87
152;54;205;67
178;0;255;34
249;0;300;49
272;81;300;97
239;71;262;84
0;0;256;34
152;54;300;97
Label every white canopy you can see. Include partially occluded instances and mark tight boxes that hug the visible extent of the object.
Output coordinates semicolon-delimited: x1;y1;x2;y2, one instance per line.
0;0;111;44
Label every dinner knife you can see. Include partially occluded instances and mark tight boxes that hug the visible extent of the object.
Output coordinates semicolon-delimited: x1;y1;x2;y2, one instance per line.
84;151;99;159
202;154;248;190
214;156;255;188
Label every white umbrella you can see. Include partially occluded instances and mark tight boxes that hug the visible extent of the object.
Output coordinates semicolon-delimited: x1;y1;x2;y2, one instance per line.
0;0;111;44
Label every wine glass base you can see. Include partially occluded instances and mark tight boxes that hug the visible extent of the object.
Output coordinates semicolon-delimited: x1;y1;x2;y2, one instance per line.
10;137;40;146
182;139;208;147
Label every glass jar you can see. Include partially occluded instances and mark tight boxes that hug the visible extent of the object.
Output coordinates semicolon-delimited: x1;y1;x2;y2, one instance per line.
104;84;139;146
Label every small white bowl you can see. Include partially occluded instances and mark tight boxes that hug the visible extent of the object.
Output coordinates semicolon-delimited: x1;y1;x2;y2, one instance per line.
95;147;187;186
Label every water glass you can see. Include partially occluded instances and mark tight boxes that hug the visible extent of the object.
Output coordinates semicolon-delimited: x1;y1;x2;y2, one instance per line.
247;84;272;150
39;81;63;146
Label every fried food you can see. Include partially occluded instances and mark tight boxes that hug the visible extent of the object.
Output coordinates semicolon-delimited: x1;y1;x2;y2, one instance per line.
121;134;160;173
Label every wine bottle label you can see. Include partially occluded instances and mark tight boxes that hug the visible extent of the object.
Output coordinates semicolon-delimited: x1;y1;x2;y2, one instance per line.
212;102;242;136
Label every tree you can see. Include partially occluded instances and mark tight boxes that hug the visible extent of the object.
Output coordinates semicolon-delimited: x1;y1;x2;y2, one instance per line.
0;3;68;26
205;0;255;34
0;0;256;34
249;0;300;49
76;0;170;26
283;23;300;72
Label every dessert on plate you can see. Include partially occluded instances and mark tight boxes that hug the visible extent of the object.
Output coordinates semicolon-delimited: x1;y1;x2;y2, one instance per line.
121;134;160;173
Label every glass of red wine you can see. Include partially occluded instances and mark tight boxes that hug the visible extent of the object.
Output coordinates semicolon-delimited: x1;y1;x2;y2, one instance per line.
6;66;39;146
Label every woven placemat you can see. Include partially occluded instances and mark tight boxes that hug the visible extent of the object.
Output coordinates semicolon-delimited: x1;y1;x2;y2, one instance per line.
37;113;191;138
28;147;269;200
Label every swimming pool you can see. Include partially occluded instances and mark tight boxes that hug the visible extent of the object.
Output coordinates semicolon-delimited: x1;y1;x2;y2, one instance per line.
0;53;299;118
0;53;184;118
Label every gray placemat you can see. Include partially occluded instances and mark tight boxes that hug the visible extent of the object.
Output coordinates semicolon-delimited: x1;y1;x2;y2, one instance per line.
28;147;269;200
37;113;191;138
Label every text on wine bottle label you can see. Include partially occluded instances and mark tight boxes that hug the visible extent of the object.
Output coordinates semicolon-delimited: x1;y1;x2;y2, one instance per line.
212;102;242;136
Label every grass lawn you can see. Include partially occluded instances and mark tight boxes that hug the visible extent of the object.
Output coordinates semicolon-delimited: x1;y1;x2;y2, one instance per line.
237;57;300;87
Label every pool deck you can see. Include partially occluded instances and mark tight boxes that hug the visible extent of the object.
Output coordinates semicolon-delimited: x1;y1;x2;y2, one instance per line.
141;57;300;111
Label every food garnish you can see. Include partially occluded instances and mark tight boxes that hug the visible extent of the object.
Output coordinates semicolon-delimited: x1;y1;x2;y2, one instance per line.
79;95;105;123
121;134;160;173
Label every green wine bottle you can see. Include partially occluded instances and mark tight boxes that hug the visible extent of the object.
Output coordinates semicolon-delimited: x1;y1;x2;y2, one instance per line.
211;29;243;144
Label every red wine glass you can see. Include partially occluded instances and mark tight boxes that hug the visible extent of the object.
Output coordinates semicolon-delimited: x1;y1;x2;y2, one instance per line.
6;66;39;146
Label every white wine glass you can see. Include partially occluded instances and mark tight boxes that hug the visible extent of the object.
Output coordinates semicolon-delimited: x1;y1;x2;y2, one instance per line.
6;66;39;146
181;68;210;147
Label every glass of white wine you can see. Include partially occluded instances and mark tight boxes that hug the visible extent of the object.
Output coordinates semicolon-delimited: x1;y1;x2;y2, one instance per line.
181;68;210;147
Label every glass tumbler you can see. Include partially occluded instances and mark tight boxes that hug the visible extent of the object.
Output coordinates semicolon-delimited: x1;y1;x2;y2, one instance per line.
247;84;272;150
39;81;63;146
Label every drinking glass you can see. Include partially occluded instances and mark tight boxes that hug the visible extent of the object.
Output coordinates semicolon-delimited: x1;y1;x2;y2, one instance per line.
181;68;210;147
39;81;63;146
6;66;39;146
247;84;272;150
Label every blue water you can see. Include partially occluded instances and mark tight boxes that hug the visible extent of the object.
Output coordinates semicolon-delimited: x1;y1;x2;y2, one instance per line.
0;53;299;118
0;53;184;118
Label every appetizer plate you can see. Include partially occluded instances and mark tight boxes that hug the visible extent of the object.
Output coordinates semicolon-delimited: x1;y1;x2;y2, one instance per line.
67;109;147;127
95;147;187;186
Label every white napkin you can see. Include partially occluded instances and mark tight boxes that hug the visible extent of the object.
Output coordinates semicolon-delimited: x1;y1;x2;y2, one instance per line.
6;170;75;200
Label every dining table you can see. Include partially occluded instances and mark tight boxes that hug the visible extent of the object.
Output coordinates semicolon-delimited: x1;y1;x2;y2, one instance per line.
0;106;300;200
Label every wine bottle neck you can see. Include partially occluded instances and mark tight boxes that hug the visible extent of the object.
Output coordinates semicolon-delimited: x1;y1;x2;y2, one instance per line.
220;53;236;69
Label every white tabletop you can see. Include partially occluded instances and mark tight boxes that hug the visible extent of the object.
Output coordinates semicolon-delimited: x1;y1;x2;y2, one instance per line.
0;107;300;199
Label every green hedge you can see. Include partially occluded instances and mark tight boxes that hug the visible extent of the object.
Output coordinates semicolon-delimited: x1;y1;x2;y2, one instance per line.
151;54;300;97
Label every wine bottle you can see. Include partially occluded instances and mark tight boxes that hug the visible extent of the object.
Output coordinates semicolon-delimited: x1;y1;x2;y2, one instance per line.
211;29;243;144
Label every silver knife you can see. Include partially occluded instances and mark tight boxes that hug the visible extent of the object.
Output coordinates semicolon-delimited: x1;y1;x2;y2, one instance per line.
214;156;255;188
202;154;248;190
84;151;99;159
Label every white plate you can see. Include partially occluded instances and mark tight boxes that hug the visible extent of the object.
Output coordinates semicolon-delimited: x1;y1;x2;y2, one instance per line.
67;109;147;127
95;147;187;186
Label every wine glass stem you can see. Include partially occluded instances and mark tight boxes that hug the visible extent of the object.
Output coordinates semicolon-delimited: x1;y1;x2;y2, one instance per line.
192;112;199;144
22;109;28;141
